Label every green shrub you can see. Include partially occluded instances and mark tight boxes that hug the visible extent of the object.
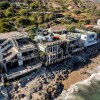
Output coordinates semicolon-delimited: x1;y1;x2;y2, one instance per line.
17;17;32;27
0;22;16;32
30;2;39;10
67;25;75;32
0;1;10;10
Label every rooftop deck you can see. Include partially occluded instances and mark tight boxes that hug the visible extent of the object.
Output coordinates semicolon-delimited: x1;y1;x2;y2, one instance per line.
38;39;67;47
12;34;36;51
0;31;28;40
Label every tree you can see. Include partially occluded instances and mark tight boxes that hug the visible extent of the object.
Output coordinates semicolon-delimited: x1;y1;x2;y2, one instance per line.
0;22;15;32
5;7;15;17
65;14;71;19
39;51;45;61
29;31;35;41
84;19;90;24
25;0;32;5
0;11;6;18
44;14;54;22
94;10;100;16
67;25;75;32
0;1;10;10
17;18;32;27
19;9;28;16
60;19;67;24
30;2;39;10
74;10;81;14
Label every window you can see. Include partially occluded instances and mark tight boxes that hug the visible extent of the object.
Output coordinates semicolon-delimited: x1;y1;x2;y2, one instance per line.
63;31;67;34
89;34;95;38
48;47;51;52
57;31;62;35
22;52;28;56
84;36;87;39
53;45;58;52
29;50;33;55
70;40;76;44
8;41;11;45
51;55;57;60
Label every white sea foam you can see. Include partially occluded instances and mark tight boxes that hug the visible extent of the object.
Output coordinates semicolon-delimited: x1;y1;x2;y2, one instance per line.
56;66;100;100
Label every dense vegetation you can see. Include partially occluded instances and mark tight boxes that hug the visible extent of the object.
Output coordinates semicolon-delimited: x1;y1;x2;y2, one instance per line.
0;0;100;33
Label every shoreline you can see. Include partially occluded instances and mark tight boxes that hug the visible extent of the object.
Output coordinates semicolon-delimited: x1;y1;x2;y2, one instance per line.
62;54;100;90
56;67;100;100
5;44;100;100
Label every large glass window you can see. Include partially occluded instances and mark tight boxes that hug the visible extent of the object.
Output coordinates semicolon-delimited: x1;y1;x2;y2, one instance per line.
22;52;28;56
53;45;58;52
47;47;52;53
89;34;95;38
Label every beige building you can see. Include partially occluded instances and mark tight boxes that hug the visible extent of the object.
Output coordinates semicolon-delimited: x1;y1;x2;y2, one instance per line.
0;32;42;80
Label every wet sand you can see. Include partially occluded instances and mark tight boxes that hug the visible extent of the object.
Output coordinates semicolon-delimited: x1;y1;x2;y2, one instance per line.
62;54;100;89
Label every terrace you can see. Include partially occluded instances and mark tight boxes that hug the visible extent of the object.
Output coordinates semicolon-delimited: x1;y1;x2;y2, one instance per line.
12;36;35;51
6;62;42;80
38;37;67;47
38;32;81;48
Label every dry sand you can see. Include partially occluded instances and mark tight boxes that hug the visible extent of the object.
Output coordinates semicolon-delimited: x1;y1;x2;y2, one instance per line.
62;54;100;89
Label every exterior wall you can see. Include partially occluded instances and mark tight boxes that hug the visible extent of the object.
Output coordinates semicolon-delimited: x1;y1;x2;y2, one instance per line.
17;52;22;58
81;33;97;47
1;44;12;53
97;19;100;26
18;60;23;66
38;41;70;66
0;46;3;61
48;28;67;34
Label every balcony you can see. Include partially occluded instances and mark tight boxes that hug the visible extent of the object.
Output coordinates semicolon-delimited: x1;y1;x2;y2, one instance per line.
18;54;38;60
6;62;42;80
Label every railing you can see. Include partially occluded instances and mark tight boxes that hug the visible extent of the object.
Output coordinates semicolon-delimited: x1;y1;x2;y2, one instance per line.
6;62;42;80
41;40;66;46
45;54;71;66
17;44;36;51
72;47;84;53
18;54;38;60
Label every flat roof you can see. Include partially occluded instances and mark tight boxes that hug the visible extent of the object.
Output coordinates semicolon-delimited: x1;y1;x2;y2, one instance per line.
0;31;28;40
75;29;97;35
51;25;67;31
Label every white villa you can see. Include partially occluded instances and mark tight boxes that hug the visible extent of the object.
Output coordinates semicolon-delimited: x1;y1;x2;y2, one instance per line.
75;29;97;47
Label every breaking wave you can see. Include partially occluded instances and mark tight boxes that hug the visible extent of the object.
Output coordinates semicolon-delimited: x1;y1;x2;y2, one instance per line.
56;66;100;100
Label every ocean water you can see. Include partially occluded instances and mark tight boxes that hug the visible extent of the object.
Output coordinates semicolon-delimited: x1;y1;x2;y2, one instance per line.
67;74;100;100
56;67;100;100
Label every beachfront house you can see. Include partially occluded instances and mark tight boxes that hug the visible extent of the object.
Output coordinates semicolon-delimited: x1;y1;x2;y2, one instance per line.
81;31;97;47
35;27;84;66
75;29;97;47
0;32;42;80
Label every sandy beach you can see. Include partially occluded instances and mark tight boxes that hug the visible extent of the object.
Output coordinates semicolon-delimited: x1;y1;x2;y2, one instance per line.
62;54;100;89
